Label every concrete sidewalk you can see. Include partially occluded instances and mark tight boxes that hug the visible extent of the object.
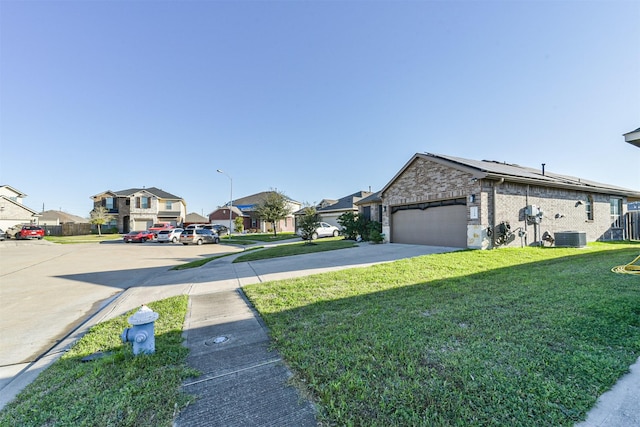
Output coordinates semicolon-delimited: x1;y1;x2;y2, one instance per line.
175;290;317;426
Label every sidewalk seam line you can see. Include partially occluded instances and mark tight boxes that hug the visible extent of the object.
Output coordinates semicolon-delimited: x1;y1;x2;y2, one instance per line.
183;357;281;387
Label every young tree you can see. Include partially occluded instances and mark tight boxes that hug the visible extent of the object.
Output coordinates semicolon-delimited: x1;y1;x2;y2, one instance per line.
89;206;115;236
233;216;244;234
254;190;292;236
297;206;321;244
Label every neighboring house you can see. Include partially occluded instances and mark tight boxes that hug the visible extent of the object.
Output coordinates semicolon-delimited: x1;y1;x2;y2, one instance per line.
39;210;88;226
0;185;41;229
39;210;91;236
623;127;640;148
295;191;374;228
184;212;209;227
227;191;301;233
378;153;640;249
355;191;383;224
208;206;244;233
91;187;186;233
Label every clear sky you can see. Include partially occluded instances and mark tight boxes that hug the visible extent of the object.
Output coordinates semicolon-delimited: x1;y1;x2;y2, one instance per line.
1;0;639;218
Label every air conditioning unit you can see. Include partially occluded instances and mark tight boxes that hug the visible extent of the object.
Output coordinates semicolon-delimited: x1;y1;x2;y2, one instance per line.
554;231;586;248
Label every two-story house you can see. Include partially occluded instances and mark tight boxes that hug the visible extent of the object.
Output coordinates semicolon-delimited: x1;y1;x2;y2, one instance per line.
91;187;186;233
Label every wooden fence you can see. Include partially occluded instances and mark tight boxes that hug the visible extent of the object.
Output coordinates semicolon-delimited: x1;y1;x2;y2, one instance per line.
41;223;93;236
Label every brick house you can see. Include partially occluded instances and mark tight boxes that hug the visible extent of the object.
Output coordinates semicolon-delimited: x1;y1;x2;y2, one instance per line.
213;191;301;233
208;206;243;233
91;187;186;233
295;191;374;228
378;153;640;249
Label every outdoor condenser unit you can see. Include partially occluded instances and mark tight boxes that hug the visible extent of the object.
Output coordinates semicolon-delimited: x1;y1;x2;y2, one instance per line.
554;231;586;248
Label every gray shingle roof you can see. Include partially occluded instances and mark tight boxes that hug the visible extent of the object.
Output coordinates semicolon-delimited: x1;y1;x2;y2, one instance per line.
316;191;373;212
429;153;637;194
112;187;182;199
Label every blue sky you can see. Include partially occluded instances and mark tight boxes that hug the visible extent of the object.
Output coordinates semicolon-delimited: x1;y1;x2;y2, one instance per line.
1;0;639;217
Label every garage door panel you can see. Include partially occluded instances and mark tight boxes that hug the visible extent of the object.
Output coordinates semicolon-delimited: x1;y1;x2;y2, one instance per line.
392;204;467;247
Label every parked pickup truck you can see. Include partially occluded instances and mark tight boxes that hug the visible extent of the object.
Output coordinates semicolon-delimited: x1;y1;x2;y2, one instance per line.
5;225;45;239
148;222;174;237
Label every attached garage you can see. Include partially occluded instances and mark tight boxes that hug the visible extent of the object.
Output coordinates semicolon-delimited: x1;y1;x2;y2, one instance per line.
133;220;152;230
391;199;467;248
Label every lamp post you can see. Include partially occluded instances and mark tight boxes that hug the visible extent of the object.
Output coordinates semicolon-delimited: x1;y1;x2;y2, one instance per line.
216;169;233;236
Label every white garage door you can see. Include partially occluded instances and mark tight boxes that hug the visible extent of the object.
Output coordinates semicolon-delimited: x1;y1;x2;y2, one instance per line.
391;202;467;248
133;220;152;231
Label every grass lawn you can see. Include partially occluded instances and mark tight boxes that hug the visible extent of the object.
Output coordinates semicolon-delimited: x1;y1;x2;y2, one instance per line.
44;234;122;244
171;236;354;269
243;243;640;426
232;238;357;263
221;232;299;245
0;296;197;427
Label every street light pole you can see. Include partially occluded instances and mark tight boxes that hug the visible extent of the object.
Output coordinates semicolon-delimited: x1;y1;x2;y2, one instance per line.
216;169;233;236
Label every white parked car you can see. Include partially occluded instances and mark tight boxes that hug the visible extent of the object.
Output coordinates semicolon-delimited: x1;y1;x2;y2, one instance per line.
298;222;341;240
156;228;184;243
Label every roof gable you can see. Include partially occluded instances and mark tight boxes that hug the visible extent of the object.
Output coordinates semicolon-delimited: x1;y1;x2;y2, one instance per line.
317;191;373;212
0;185;27;198
0;195;40;215
232;191;301;210
40;210;88;223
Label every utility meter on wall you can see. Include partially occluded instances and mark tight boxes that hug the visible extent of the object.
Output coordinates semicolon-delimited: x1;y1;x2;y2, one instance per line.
525;205;543;224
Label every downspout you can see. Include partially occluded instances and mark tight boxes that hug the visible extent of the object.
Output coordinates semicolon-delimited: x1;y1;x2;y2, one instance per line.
525;184;529;246
491;178;505;249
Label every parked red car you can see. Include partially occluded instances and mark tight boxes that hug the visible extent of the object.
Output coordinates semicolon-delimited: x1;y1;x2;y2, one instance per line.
16;225;45;240
123;230;154;243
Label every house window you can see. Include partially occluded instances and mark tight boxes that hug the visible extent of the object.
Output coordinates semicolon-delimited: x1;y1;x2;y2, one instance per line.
125;199;130;206
103;197;115;210
166;201;172;210
363;206;371;221
610;198;622;228
135;197;151;209
585;195;593;221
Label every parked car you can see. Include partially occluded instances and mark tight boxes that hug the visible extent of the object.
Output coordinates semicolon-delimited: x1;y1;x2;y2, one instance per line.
203;224;229;236
297;222;341;240
185;224;206;230
156;228;184;243
123;230;155;243
180;228;219;245
6;225;45;240
0;228;5;241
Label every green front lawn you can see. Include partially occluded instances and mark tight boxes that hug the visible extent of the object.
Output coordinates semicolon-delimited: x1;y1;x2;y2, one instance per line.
0;296;196;427
44;234;123;244
244;243;640;426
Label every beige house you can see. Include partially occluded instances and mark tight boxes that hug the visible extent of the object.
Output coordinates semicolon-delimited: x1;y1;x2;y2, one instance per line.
377;153;640;249
0;185;40;230
91;187;186;233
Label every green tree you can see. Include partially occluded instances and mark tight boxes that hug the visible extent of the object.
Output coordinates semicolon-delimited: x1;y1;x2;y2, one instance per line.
89;206;115;236
234;216;244;234
254;190;292;236
297;206;321;244
337;212;382;241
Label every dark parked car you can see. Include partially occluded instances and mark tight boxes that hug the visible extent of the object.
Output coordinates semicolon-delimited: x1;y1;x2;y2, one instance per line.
203;224;229;236
180;228;219;245
123;230;154;243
